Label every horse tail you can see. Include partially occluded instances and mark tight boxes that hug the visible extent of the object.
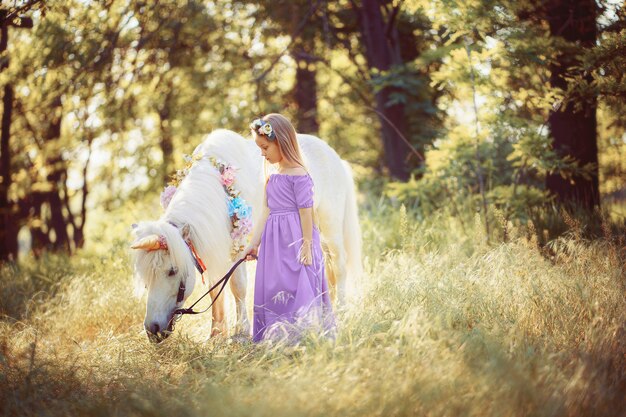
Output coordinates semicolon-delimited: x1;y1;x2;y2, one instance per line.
341;161;363;293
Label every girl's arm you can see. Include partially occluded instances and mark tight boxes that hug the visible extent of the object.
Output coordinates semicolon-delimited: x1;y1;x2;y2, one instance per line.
249;204;270;248
243;187;269;260
298;207;314;265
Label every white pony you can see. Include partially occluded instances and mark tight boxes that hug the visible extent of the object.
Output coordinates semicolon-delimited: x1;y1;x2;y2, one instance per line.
131;129;362;342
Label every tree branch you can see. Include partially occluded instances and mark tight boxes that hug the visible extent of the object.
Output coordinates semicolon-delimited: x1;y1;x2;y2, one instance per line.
1;0;43;24
254;0;322;83
385;1;402;39
327;24;370;82
301;52;425;161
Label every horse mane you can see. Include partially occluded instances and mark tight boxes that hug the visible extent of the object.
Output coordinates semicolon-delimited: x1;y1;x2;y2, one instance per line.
133;129;260;295
132;221;197;297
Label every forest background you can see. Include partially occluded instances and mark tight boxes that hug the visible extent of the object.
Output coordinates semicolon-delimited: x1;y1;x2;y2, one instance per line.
0;1;625;416
0;0;624;258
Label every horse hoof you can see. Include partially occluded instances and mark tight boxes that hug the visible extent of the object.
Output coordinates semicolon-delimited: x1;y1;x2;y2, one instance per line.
210;327;227;338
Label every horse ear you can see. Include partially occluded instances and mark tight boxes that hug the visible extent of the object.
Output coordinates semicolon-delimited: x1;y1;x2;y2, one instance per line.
181;224;191;241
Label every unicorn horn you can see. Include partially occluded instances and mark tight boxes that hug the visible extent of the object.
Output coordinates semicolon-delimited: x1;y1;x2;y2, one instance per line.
131;235;167;251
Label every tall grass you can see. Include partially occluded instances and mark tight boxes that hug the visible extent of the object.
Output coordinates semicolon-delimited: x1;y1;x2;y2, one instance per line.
1;198;624;417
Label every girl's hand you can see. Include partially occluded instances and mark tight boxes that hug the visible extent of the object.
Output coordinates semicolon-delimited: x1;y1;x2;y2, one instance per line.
299;241;312;265
242;245;258;261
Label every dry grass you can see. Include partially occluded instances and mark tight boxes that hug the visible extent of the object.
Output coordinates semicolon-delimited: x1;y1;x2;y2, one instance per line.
1;201;625;417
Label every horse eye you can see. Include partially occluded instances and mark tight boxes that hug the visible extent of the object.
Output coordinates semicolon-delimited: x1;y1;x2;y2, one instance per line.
168;267;178;277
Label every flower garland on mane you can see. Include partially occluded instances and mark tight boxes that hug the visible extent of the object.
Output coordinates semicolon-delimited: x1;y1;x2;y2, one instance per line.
160;153;253;259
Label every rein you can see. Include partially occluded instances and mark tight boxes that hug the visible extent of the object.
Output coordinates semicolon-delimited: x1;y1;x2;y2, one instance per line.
164;220;255;330
168;255;256;329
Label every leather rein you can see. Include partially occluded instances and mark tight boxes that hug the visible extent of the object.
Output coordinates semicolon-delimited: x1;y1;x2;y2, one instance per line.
168;240;255;330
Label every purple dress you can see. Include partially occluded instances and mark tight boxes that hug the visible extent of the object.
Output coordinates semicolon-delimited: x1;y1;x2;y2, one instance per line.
252;173;336;343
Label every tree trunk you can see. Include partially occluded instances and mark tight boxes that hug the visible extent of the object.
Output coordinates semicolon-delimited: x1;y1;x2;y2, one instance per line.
44;97;71;253
0;19;17;262
72;139;92;249
47;167;71;253
359;0;410;181
28;192;50;257
292;49;319;134
0;84;17;261
158;90;174;185
545;0;599;210
287;1;319;135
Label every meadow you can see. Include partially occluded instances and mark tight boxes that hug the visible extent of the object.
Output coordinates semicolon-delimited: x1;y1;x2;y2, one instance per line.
1;196;625;417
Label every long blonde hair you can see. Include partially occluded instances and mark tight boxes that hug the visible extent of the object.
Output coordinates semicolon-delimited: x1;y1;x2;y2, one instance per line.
261;113;307;176
255;114;318;222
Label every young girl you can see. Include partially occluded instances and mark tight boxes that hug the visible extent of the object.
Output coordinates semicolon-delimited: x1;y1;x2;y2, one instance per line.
243;113;336;343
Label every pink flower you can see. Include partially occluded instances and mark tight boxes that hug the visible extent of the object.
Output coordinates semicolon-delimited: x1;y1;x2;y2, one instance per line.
239;217;253;235
160;185;177;210
220;166;236;187
231;227;243;240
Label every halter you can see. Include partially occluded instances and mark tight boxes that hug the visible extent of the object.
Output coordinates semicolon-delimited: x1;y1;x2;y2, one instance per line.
168;256;255;331
166;221;254;331
176;280;186;304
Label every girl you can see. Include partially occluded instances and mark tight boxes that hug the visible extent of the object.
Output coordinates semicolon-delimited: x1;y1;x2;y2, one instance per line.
242;113;336;343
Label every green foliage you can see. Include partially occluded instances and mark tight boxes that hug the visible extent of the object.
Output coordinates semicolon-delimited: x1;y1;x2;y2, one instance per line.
2;0;625;261
371;62;441;154
383;0;624;226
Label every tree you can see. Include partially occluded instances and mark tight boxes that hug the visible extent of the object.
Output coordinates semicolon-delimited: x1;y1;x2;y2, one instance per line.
288;0;321;134
124;0;220;184
314;0;440;180
544;0;600;210
0;1;40;262
246;0;323;133
4;0;132;256
358;0;411;180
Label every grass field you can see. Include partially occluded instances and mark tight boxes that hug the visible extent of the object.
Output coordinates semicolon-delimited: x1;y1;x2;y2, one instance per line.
1;198;625;417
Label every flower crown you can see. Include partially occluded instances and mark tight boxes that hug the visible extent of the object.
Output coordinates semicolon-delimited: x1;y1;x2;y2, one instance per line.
160;153;253;259
249;118;276;140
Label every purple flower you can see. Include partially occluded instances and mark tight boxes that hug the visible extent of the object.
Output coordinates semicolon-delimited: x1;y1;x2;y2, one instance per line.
221;166;236;187
160;185;177;210
239;217;253;235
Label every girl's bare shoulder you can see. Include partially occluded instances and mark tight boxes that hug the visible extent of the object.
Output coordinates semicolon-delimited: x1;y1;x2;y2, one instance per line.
291;167;308;176
280;166;308;176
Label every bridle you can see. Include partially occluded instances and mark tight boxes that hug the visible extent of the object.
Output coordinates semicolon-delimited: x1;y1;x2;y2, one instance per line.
169;256;255;331
167;234;255;330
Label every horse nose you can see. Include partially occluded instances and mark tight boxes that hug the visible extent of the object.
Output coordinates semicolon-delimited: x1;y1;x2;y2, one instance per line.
148;323;160;334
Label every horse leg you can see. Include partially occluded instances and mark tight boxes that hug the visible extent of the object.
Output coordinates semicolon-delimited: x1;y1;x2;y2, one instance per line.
229;266;250;336
208;277;228;338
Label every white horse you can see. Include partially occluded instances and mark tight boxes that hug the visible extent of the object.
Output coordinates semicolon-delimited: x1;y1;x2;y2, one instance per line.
131;129;362;342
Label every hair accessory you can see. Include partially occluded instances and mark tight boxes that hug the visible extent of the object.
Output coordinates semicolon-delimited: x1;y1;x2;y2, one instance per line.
249;118;276;140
